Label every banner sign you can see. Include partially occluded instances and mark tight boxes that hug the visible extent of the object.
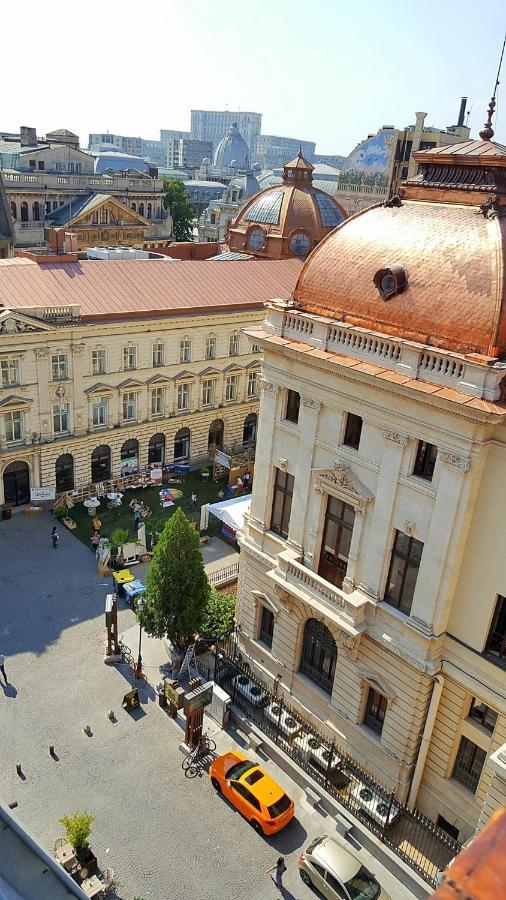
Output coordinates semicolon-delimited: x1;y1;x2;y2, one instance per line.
215;450;231;469
183;681;213;715
30;487;56;501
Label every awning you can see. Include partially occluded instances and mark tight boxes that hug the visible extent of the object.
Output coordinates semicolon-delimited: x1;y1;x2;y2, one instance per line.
205;495;252;532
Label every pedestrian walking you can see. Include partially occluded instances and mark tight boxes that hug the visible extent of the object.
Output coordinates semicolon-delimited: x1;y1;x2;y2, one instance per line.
0;653;8;686
267;857;287;889
51;525;59;548
191;491;198;508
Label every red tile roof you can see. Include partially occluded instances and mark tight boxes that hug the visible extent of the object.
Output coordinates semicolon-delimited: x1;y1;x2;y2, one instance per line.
0;257;302;321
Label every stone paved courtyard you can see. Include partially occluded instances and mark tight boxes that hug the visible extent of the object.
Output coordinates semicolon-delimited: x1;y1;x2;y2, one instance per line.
0;508;424;900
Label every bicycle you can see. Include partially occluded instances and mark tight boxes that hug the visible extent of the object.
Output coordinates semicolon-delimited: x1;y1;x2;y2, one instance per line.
182;733;217;777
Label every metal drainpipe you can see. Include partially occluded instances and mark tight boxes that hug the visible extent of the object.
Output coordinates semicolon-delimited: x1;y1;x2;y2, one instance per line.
407;672;444;810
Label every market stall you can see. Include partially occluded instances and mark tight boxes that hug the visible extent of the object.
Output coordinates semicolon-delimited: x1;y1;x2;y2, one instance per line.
201;495;252;544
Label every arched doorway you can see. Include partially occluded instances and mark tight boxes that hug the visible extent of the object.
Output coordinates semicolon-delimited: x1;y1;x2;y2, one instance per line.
243;413;257;444
208;419;224;451
174;428;190;462
91;445;111;483
148;433;165;465
3;460;30;506
55;453;74;493
299;618;337;694
120;439;139;476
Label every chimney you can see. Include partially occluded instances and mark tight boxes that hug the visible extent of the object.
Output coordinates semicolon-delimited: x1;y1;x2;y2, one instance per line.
20;126;37;147
457;97;467;127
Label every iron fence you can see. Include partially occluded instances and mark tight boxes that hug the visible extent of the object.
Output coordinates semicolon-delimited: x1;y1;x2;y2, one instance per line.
214;633;461;889
207;562;239;587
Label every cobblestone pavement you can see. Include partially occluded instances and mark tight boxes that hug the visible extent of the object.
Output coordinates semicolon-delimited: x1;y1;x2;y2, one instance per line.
0;509;424;900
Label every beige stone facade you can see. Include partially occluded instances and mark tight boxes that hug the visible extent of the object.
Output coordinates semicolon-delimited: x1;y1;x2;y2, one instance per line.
236;298;506;843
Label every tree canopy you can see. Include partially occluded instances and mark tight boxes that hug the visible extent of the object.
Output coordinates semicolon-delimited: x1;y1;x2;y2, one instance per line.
142;507;209;646
163;178;196;242
200;587;236;640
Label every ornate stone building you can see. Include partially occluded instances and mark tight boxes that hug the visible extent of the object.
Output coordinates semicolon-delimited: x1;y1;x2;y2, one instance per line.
237;120;506;841
0;254;301;505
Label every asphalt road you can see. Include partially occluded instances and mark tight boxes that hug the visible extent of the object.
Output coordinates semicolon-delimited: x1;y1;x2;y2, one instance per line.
0;509;424;900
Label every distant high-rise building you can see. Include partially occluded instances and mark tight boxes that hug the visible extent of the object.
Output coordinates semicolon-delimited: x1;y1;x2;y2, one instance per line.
191;110;261;154
88;133;166;166
166;138;213;169
160;129;191;144
253;134;316;168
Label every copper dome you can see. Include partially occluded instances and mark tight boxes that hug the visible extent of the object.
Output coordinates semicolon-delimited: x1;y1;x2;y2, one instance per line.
228;152;347;260
293;140;506;357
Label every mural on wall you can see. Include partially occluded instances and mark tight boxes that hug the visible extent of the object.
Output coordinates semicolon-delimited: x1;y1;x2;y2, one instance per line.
339;128;395;187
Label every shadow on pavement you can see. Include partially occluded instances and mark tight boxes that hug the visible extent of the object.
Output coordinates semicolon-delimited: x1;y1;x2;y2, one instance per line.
268;817;308;854
1;683;17;699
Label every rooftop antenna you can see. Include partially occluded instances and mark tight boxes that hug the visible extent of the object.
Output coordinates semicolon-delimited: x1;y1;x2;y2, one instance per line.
480;33;506;140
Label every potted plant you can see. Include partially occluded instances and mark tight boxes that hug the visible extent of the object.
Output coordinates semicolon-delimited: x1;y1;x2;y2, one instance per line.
111;528;129;566
53;503;69;522
59;811;97;873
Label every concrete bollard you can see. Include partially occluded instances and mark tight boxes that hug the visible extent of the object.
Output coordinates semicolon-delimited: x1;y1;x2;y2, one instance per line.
84;725;93;736
16;765;23;778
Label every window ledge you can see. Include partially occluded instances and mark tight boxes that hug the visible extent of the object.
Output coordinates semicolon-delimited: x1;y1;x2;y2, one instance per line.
292;671;333;706
361;723;384;745
399;473;437;497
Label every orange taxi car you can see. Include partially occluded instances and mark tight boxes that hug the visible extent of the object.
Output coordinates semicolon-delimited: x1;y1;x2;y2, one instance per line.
209;751;294;836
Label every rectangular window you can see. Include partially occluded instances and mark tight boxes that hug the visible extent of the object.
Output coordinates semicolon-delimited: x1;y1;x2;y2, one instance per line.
123;346;136;370
100;208;108;224
270;468;294;538
285;389;300;423
363;687;388;736
152;342;165;367
92;397;107;427
122;392;137;421
180;338;191;363
177;383;190;411
205;336;216;359
247;371;258;398
251;344;261;353
452;736;486;793
318;497;355;589
51;353;68;381
91;349;106;375
384;531;424;615
38;161;45;170
413;440;437;480
202;379;214;407
225;375;238;402
485;594;506;665
1;359;20;387
343;412;363;450
29;159;35;169
259;606;274;649
469;699;498;733
53;402;70;434
5;410;22;443
229;333;240;356
151;387;164;416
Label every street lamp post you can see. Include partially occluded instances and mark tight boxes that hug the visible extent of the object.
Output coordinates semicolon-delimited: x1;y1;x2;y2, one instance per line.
134;596;146;680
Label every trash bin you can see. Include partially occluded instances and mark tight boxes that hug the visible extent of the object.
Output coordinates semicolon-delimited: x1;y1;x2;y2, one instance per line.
158;691;167;708
2;506;12;520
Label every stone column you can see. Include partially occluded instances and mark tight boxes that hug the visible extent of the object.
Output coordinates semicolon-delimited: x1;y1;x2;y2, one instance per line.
34;347;51;440
359;430;407;598
248;380;278;530
286;397;320;553
410;452;473;635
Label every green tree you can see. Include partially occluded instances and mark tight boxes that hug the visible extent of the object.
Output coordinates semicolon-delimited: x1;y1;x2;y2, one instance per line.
143;507;209;647
163;178;196;242
59;811;93;855
200;587;236;640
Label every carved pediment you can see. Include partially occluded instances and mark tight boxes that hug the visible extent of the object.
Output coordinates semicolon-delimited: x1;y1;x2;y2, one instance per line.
357;664;397;700
117;377;144;391
223;363;243;373
0;310;52;335
313;460;373;510
245;360;261;369
174;370;196;382
85;382;116;395
0;394;32;410
251;590;281;618
198;367;221;377
146;373;172;386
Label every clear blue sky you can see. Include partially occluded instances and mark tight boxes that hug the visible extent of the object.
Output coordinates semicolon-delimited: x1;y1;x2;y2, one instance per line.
3;0;505;153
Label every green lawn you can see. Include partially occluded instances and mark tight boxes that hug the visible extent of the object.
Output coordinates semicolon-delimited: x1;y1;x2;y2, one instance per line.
64;471;229;551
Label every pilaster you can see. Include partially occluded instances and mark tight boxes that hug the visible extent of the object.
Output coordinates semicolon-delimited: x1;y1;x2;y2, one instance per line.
70;342;87;436
34;348;51;439
249;380;278;530
286;397;321;552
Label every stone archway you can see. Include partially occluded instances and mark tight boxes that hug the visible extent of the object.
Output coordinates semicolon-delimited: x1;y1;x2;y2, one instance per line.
3;460;30;506
55;453;74;493
208;419;224;451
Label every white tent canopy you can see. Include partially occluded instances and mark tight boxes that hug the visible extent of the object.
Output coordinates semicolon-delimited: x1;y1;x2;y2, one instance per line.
201;495;252;533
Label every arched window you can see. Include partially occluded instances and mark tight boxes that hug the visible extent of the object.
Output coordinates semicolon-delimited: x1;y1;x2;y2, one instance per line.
148;433;165;465
208;419;224;451
20;201;29;222
138;203;145;217
3;460;30;506
174;427;190;462
120;438;139;476
131;202;136;212
91;445;111;482
55;453;74;492
299;619;337;694
32;201;40;222
147;203;152;220
243;413;257;444
10;201;17;220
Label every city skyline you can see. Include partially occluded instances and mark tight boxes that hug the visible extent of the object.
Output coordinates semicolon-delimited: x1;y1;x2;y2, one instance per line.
2;0;504;155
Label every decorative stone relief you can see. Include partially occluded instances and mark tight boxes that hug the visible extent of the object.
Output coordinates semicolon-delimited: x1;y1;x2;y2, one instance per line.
54;385;67;401
0;317;41;334
34;347;49;359
314;461;373;511
383;431;408;447
338;630;360;660
402;520;416;536
440;451;471;473
260;380;277;394
71;343;85;355
302;398;321;412
278;457;288;471
273;585;293;611
41;419;49;431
